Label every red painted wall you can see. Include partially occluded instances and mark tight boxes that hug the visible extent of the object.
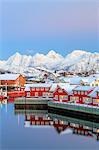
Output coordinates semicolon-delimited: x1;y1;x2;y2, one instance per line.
53;87;70;102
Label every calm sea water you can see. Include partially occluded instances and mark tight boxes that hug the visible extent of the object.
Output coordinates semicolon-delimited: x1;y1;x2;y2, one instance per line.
0;103;99;150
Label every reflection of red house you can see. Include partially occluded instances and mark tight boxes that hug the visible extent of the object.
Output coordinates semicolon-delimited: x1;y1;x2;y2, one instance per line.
24;114;99;140
52;120;69;134
0;95;4;101
25;83;52;98
25;114;53;127
8;90;25;98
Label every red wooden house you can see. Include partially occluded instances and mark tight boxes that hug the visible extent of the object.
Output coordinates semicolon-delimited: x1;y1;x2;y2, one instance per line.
25;83;52;98
88;87;99;106
7;86;25;98
71;86;95;104
53;83;77;102
0;74;26;87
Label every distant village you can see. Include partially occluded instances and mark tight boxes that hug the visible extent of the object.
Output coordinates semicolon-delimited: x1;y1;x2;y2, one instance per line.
0;71;99;107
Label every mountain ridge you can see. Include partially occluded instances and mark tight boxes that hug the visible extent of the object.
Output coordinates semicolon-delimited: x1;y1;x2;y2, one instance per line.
0;50;99;75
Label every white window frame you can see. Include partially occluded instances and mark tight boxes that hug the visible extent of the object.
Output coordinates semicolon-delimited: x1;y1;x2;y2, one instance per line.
35;92;38;97
55;95;58;100
27;92;30;97
43;92;47;97
45;87;49;91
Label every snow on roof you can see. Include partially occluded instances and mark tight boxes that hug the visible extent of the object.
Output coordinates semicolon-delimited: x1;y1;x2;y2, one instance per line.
60;76;98;85
81;77;97;84
62;77;82;84
73;86;94;91
28;78;40;81
0;73;20;80
25;83;52;91
58;83;78;94
88;87;99;98
50;83;58;92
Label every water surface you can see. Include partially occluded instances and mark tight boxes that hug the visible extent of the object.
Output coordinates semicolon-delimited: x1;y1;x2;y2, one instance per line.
0;103;99;150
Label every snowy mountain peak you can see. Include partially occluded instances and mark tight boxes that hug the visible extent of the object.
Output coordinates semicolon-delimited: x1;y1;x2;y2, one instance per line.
0;50;99;74
13;52;21;58
47;50;63;59
47;50;57;55
71;50;87;54
69;50;88;57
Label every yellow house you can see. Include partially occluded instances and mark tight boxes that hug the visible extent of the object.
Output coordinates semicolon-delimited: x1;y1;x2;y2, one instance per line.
81;77;99;87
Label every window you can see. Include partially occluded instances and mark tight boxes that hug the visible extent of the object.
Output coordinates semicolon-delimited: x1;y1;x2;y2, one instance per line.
64;95;68;100
27;92;30;97
55;95;58;100
45;87;49;91
35;92;38;97
60;95;64;101
58;89;63;93
84;97;92;104
43;92;47;97
70;96;74;101
48;93;53;97
27;115;30;120
94;99;99;103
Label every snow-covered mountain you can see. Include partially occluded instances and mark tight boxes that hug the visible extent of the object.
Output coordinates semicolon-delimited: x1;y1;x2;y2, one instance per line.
0;50;99;75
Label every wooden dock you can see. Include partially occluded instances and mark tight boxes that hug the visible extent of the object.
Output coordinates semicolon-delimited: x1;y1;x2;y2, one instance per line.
14;97;52;105
14;97;52;110
14;109;48;115
48;101;99;122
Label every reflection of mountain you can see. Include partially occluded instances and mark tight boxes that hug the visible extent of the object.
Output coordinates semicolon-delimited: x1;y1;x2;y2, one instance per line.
15;108;99;140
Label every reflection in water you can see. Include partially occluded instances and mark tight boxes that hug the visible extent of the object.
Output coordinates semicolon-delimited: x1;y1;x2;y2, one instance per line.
1;102;99;150
14;105;99;141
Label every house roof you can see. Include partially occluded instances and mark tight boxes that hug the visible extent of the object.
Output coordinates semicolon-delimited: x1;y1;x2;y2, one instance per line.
58;83;78;94
50;83;58;92
73;86;94;91
28;78;40;81
61;77;82;85
0;74;20;80
25;83;52;91
88;87;99;98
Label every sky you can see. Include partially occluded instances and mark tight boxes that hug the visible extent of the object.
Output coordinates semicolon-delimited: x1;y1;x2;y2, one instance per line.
0;0;99;60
